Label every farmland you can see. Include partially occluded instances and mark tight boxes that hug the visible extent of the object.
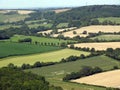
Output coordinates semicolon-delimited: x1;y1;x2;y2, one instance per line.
56;23;69;28
0;14;29;22
0;41;61;58
0;49;89;67
60;25;120;38
53;9;71;13
73;42;120;50
0;24;21;30
72;70;120;88
91;35;120;41
27;55;119;90
28;23;53;28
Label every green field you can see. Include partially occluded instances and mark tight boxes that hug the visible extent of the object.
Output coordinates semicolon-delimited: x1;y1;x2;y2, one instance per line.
28;23;53;28
27;55;119;90
0;48;89;67
57;23;69;28
0;42;61;58
25;19;47;24
97;17;120;24
91;35;120;41
0;24;21;30
0;14;29;22
10;35;76;45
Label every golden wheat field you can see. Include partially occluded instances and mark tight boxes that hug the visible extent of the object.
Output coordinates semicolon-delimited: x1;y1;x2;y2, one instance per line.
72;70;120;88
72;42;120;50
54;9;70;13
62;25;120;38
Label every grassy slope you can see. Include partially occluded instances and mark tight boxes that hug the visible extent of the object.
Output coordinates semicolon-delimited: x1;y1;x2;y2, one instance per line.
27;55;119;90
97;17;120;24
91;35;120;41
0;48;89;67
0;14;28;22
10;35;76;44
0;42;61;58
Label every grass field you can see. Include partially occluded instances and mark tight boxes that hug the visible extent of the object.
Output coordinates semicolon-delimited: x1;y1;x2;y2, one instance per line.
73;42;120;50
97;17;120;24
0;42;61;58
0;48;89;67
28;23;53;28
0;14;29;22
0;24;21;30
56;23;69;28
61;25;120;38
72;70;120;88
91;35;120;41
27;55;119;90
10;35;76;45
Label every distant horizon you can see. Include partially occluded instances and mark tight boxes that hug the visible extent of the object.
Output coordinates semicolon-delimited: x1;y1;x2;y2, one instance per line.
0;0;120;9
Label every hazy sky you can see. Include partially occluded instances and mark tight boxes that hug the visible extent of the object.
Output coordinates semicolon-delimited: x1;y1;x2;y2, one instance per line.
0;0;120;9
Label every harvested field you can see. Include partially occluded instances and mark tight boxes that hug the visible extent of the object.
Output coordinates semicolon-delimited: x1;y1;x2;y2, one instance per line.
72;42;120;50
17;10;34;14
62;25;120;38
54;9;70;13
72;70;120;88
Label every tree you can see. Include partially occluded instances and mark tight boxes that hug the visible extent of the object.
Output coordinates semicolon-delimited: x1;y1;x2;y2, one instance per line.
73;31;77;34
33;61;42;68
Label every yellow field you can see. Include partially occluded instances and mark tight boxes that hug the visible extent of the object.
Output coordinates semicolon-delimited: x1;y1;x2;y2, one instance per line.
0;49;89;67
72;42;120;50
54;9;70;13
62;25;120;38
72;70;120;88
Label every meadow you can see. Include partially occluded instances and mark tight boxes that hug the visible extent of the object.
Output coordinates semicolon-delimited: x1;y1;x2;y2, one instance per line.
97;17;120;24
28;23;53;28
0;14;29;22
73;42;120;50
0;41;61;58
0;48;89;67
91;35;120;41
27;55;119;90
0;24;21;30
56;23;69;28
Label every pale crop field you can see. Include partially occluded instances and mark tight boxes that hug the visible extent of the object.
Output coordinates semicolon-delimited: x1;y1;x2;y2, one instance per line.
0;49;89;67
72;70;120;88
54;9;71;13
72;42;120;50
17;10;34;14
62;25;120;38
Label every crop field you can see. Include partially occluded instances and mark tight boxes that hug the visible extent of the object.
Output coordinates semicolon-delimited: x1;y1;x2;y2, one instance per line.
72;70;120;88
0;42;61;58
56;23;69;28
91;35;120;41
0;14;29;22
73;42;120;50
28;23;53;28
61;25;120;38
17;10;34;14
97;17;120;24
0;49;89;67
10;35;76;44
54;9;71;13
26;55;119;90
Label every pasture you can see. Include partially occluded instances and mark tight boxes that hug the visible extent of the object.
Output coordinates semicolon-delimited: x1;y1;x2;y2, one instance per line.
0;49;89;67
61;25;120;38
91;35;120;41
0;42;61;58
97;17;120;24
56;23;69;28
72;70;120;88
28;23;53;28
27;55;119;90
73;42;120;50
0;14;29;22
0;24;21;30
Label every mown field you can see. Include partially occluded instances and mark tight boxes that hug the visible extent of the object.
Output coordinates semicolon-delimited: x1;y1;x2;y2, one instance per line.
27;55;119;90
72;70;120;88
0;14;29;22
91;35;120;41
97;17;120;24
73;42;120;50
0;41;61;58
10;35;76;44
0;48;89;67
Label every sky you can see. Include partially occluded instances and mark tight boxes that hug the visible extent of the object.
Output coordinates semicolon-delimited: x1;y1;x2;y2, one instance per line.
0;0;120;9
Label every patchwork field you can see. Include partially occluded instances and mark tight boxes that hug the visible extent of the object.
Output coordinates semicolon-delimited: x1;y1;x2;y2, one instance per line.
73;42;120;50
61;25;120;38
91;35;120;41
27;55;119;90
72;70;120;88
0;42;61;58
0;49;89;67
